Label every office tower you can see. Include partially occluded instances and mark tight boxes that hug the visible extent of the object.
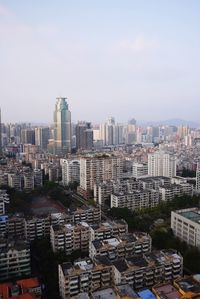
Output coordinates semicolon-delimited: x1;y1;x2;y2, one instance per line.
21;129;35;145
35;127;50;150
0;108;2;155
75;122;93;150
148;151;176;178
54;97;71;154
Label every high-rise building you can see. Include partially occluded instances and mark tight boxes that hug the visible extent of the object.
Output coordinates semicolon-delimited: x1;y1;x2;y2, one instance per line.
35;127;50;150
196;162;200;192
21;129;35;145
61;158;80;186
78;153;122;198
53;97;71;154
75;122;93;150
148;151;176;178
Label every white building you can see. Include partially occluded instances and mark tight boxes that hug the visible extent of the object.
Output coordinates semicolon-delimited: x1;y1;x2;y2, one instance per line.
111;189;160;211
148;151;176;178
61;159;80;186
132;162;148;178
171;208;200;247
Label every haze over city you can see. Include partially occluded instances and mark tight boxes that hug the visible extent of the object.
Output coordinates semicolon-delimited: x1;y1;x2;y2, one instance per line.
1;0;200;123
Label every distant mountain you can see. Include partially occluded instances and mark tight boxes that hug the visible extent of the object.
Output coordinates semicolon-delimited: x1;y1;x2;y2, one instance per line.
138;118;200;128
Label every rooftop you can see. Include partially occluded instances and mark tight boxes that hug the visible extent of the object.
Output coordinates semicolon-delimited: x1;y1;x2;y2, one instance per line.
138;289;156;299
175;277;200;293
116;284;139;299
92;288;117;299
178;209;200;224
153;283;181;299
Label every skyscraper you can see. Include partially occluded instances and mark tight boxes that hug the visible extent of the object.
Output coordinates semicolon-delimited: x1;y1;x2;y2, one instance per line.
54;97;71;154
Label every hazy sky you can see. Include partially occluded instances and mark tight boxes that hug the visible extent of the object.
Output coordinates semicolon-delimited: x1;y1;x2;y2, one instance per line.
1;0;200;123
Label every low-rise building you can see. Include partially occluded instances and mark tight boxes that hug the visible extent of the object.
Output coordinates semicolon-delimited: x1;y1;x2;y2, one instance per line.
171;208;200;247
0;277;41;298
50;222;90;254
58;258;112;298
0;238;31;281
111;189;160;210
89;220;128;241
90;232;152;261
173;276;200;297
152;282;181;299
112;250;183;290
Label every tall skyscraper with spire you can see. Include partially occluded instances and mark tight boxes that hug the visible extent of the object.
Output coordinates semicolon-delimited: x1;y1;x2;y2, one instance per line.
53;97;71;154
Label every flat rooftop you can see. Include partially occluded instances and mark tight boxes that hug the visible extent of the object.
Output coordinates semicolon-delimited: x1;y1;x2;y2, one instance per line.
116;284;139;298
175;277;200;293
92;288;117;299
178;209;200;224
153;283;181;299
138;289;156;299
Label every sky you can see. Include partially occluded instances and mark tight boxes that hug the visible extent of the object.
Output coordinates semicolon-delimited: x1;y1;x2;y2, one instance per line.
0;0;200;124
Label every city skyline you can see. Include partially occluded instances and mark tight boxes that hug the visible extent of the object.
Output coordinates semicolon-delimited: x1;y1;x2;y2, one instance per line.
0;1;200;123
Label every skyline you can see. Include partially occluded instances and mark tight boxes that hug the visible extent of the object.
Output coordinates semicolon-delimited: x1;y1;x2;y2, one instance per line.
1;0;200;122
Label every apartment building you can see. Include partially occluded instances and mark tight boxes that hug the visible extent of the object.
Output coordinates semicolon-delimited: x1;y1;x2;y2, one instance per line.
0;190;9;215
94;178;138;206
79;154;122;199
112;250;183;290
90;232;152;260
0;239;31;281
171;208;200;247
50;222;90;254
111;189;160;210
132;162;148;178
58;258;112;298
72;206;101;224
148;151;176;178
61;159;80;186
89;220;128;241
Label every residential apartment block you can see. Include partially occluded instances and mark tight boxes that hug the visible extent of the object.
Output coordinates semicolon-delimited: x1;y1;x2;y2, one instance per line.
0;239;31;281
58;258;112;298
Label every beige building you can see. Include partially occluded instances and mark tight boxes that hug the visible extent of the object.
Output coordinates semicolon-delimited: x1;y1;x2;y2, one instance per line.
58;258;112;298
171;208;200;247
89;232;151;260
89;220;128;241
50;222;90;254
0;239;31;281
112;250;183;290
